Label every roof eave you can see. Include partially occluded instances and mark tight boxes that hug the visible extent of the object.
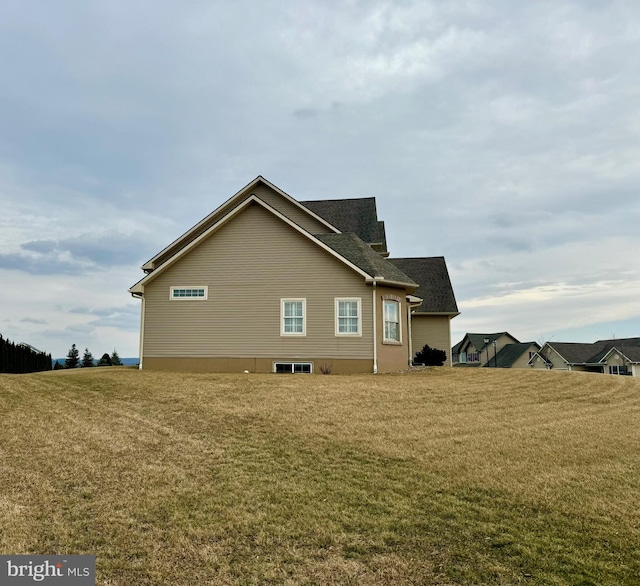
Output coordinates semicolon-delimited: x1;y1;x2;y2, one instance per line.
365;277;418;290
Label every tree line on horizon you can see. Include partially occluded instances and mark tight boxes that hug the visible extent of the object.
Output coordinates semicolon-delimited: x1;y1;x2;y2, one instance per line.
0;334;52;374
53;344;123;369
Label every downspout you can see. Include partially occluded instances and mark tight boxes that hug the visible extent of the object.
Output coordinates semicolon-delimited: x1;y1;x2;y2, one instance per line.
137;293;145;370
372;281;378;374
408;309;413;367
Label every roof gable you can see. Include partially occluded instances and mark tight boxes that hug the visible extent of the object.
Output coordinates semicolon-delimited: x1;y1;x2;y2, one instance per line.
130;196;409;294
142;176;340;271
387;257;458;314
596;345;640;364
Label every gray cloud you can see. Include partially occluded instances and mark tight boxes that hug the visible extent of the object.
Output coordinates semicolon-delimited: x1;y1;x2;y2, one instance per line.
63;304;140;332
20;317;47;324
1;0;639;355
2;231;156;276
0;253;84;275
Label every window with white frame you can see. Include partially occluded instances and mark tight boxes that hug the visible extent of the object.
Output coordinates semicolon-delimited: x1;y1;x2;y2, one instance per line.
609;365;628;376
274;362;312;374
383;299;401;342
281;299;306;335
335;298;361;336
170;286;208;300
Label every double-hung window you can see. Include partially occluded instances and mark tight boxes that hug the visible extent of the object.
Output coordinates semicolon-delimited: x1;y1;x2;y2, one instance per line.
383;299;400;342
281;299;306;336
335;298;361;336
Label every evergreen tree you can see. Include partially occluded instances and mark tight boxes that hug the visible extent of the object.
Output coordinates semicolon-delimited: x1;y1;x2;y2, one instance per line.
110;349;122;366
65;344;80;369
53;360;63;370
81;348;95;367
0;334;52;373
97;353;112;367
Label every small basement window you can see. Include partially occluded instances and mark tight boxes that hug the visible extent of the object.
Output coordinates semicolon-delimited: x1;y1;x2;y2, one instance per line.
273;362;313;374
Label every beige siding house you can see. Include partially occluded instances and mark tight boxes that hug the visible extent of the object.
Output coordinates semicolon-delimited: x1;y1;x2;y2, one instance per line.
530;339;640;377
451;333;540;369
129;176;458;374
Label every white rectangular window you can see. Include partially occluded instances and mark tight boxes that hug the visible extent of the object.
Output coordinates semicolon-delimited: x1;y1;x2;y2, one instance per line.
281;299;306;336
170;286;208;300
383;300;401;342
335;298;361;336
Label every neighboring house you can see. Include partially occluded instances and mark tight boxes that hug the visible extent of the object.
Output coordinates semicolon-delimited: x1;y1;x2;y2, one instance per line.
530;338;640;377
129;176;458;374
452;332;520;367
486;342;541;368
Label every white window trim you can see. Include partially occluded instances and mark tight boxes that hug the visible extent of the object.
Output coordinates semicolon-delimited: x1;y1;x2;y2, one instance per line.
170;286;208;300
383;299;402;344
280;298;306;336
273;362;313;374
335;297;362;337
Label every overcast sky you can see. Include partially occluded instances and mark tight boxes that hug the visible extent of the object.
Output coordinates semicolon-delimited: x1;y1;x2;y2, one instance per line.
1;0;638;359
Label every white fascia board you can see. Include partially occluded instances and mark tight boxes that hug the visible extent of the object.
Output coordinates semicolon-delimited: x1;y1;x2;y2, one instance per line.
141;176;340;270
132;195;373;291
128;282;144;295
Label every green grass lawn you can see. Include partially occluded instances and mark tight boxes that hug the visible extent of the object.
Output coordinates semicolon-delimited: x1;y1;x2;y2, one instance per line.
0;367;638;585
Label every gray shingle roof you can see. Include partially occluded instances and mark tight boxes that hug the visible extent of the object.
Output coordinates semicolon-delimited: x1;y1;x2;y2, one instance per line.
590;339;640;362
486;342;539;368
547;338;640;364
546;342;608;364
387;257;458;313
616;346;640;362
301;198;387;251
315;233;416;286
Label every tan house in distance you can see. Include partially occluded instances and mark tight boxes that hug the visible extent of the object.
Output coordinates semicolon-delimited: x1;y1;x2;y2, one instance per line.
530;338;640;377
129;176;459;373
452;332;539;368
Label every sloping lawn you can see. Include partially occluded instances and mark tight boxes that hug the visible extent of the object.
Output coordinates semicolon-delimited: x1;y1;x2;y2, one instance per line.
0;367;638;585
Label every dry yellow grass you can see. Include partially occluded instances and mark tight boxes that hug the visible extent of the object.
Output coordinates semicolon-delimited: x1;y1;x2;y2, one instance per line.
0;367;638;585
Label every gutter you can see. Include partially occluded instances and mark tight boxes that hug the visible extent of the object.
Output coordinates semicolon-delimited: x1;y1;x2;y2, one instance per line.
365;277;418;290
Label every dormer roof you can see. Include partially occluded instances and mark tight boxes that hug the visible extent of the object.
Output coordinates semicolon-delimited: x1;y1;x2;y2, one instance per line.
301;197;387;253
